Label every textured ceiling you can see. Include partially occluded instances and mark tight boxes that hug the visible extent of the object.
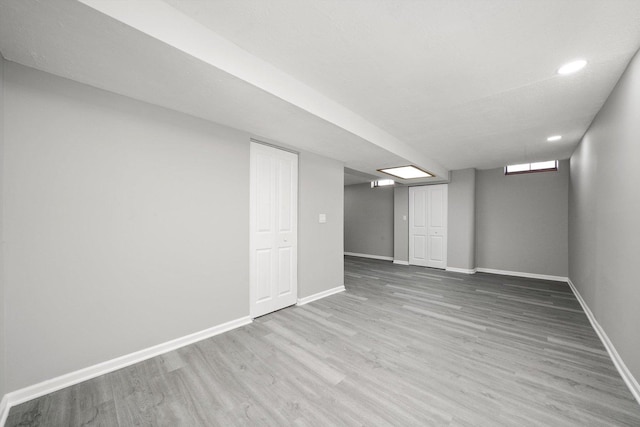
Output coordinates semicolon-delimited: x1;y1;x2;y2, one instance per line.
164;0;640;170
2;0;640;179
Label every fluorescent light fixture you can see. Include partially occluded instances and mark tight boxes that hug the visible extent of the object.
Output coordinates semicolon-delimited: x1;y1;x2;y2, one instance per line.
547;135;562;142
558;59;587;75
371;179;394;188
378;165;433;180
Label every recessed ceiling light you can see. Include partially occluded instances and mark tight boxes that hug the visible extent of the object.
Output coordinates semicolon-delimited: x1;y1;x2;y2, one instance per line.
547;135;562;142
378;165;433;180
558;59;587;75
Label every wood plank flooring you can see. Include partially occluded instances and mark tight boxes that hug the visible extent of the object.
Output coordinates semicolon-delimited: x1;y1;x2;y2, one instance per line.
7;256;640;426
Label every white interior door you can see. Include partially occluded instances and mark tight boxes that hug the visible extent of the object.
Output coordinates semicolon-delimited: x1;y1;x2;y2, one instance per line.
409;184;448;269
426;185;447;269
409;186;428;266
250;142;298;318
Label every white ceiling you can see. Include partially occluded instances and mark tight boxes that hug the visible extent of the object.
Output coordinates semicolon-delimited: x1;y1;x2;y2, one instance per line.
2;0;640;181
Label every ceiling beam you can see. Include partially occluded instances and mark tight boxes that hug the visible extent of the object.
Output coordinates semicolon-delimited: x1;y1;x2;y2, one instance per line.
79;0;448;178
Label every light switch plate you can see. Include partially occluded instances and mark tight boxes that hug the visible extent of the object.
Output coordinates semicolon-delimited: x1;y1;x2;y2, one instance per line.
319;213;327;223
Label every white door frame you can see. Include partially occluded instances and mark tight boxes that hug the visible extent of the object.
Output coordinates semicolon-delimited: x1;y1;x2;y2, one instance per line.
249;141;298;318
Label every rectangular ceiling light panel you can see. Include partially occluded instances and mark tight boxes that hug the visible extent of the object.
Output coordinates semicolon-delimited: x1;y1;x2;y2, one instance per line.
378;165;433;179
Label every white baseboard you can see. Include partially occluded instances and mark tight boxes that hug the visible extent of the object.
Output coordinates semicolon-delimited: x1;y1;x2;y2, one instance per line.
393;260;409;265
297;285;345;306
0;395;9;427
476;267;567;282
344;252;393;261
567;278;640;404
0;315;252;424
446;266;477;274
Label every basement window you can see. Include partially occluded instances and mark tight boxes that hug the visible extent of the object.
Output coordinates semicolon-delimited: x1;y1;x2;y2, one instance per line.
505;160;558;175
371;179;395;188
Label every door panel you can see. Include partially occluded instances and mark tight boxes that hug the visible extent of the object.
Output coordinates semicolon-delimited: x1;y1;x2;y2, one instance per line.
413;191;426;228
250;142;298;318
278;158;293;232
409;184;448;269
409;186;428;266
429;187;444;227
256;249;272;302
256;154;272;232
429;236;444;263
278;247;293;296
427;185;447;269
413;235;427;261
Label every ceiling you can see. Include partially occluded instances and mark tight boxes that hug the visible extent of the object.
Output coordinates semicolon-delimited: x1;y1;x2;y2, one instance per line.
2;0;640;184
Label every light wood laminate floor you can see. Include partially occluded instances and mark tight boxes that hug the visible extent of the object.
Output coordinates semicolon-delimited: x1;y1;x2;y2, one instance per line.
7;256;640;426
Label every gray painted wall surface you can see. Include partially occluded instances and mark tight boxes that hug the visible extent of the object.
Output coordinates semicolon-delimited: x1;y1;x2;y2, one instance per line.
393;187;409;262
569;50;640;380
344;183;393;257
447;169;476;270
2;61;345;393
3;62;250;391
476;161;569;277
0;55;6;397
299;152;344;297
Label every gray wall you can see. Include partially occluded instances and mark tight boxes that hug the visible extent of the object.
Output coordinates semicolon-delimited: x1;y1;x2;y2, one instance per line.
476;161;569;277
0;54;5;398
393;186;409;262
2;61;344;392
344;183;394;258
447;169;476;271
569;50;640;380
299;152;344;297
3;62;249;391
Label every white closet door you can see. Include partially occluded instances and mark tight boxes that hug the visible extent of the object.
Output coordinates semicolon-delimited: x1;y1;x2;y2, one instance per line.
409;186;429;266
409;184;448;269
426;185;447;269
250;142;298;318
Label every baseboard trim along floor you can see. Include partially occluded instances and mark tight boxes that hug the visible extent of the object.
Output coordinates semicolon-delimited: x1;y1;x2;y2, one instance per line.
445;266;477;274
0;315;253;425
475;267;568;282
297;285;346;306
0;395;9;427
344;252;393;261
567;278;640;404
